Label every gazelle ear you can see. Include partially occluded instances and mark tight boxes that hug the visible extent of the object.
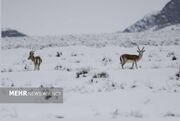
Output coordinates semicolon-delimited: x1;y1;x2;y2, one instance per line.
142;47;145;52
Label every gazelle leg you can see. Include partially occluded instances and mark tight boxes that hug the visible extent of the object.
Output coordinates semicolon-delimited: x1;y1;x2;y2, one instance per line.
36;64;38;70
131;62;134;69
36;65;38;70
38;64;40;70
135;61;138;69
122;62;125;69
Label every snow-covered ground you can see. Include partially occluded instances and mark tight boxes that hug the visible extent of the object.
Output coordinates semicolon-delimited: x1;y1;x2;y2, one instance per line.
2;24;180;50
1;27;180;121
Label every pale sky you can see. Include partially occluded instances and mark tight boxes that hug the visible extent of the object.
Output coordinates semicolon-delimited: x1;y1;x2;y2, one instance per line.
2;0;170;35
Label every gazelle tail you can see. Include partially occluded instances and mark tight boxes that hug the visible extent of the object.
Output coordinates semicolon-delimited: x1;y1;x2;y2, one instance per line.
120;56;123;64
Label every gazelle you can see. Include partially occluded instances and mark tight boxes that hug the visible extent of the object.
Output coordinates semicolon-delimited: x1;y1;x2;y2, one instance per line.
120;46;145;69
28;51;42;70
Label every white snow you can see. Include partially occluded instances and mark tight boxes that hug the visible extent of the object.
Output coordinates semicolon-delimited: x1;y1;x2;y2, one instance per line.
1;26;180;121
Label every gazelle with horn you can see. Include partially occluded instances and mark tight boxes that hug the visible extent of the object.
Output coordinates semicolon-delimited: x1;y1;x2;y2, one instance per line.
28;51;42;70
120;46;145;69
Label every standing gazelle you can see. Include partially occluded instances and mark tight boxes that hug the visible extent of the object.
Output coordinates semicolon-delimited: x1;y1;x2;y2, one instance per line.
28;51;42;70
120;46;145;69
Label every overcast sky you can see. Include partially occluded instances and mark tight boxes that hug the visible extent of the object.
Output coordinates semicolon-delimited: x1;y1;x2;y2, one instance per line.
2;0;170;35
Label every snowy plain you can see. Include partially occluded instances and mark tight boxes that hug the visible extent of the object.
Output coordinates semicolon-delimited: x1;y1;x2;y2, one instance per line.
1;25;180;121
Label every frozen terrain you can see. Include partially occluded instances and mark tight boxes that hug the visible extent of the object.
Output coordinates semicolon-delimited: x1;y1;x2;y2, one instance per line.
1;26;180;121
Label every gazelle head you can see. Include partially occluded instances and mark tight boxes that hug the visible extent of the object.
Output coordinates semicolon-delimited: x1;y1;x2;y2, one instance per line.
137;46;145;57
28;51;35;60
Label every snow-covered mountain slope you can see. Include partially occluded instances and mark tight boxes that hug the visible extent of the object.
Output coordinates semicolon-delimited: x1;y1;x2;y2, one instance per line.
123;11;159;32
123;0;180;32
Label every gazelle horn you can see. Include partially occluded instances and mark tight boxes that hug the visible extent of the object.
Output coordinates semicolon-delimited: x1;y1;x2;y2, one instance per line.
137;46;140;50
30;50;35;54
142;47;145;50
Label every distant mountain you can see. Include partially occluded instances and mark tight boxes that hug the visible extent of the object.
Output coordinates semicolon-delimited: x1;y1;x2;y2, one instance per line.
1;28;27;37
123;0;180;32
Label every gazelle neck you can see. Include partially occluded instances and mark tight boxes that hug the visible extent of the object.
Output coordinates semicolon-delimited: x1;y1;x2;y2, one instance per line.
30;56;35;61
138;53;143;60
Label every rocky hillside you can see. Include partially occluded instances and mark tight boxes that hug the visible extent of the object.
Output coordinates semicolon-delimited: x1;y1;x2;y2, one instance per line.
1;28;27;37
123;0;180;32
